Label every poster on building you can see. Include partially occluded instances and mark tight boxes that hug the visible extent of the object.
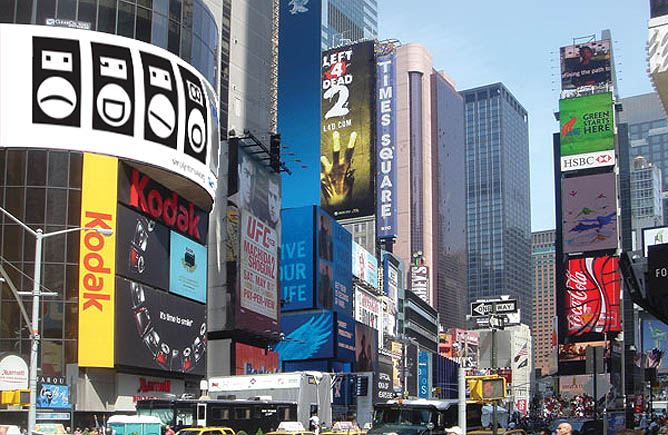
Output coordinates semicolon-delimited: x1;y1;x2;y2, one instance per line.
274;311;335;361
384;255;399;312
558;341;609;362
560;40;612;90
376;42;397;239
559;93;614;158
115;277;206;375
561;172;618;254
317;210;353;314
352;240;378;288
355;322;378;372
355;286;380;331
377;360;394;401
642;317;668;372
410;265;429;303
559;374;611;402
169;231;207;303
336;313;355;362
320;41;375;219
239;210;279;328
280;207;315;311
564;256;621;335
643;226;668;256
418;351;429;399
235;343;279;375
392;342;403;392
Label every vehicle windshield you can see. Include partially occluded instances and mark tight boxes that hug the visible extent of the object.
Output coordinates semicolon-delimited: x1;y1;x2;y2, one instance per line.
372;407;435;426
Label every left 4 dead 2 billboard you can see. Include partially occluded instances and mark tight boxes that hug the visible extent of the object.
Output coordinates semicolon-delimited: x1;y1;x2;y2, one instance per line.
280;206;352;315
320;41;375;219
0;24;219;199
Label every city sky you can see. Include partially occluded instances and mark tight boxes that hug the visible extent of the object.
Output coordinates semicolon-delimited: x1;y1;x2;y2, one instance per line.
378;1;654;231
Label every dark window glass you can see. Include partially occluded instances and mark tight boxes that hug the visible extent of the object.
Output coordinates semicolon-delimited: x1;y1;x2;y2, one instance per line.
43;301;63;339
169;0;181;22
167;19;180;54
0;300;21;340
64;303;77;339
138;0;152;7
136;6;152;42
25;188;46;225
2;224;23;263
15;0;31;23
46;189;67;225
65;264;79;301
43;263;65;297
68;153;82;189
41;340;63;376
118;1;135;38
57;0;76;19
67;190;81;227
64;340;77;364
183;0;193;29
6;150;25;186
78;0;97;24
152;11;168;49
47;152;69;187
154;0;168;15
36;0;56;23
0;0;15;22
181;29;192;64
98;0;117;33
4;187;24;221
27;150;47;186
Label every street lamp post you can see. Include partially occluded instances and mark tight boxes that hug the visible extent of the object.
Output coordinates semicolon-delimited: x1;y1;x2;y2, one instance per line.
0;206;112;434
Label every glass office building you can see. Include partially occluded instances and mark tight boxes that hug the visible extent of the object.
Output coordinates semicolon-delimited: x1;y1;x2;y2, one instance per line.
461;83;532;326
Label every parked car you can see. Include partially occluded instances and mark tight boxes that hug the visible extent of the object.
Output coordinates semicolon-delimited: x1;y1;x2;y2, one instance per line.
176;428;235;435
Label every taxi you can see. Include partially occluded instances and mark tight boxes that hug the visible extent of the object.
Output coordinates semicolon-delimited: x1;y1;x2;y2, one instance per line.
175;427;236;435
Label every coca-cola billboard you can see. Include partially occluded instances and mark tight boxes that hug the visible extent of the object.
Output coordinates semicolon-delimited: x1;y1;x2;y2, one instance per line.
564;256;621;336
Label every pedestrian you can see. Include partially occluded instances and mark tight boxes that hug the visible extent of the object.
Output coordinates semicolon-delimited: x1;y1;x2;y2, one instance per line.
82;427;90;435
74;427;82;435
556;422;572;435
65;427;71;435
444;426;463;435
165;426;175;435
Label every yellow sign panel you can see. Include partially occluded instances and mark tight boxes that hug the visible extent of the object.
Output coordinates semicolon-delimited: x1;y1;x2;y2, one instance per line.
78;153;117;367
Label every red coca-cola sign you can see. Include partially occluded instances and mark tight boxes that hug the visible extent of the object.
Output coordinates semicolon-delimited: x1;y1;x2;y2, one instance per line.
564;256;621;336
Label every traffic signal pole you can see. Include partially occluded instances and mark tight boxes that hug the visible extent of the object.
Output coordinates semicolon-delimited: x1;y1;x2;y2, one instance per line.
492;325;498;435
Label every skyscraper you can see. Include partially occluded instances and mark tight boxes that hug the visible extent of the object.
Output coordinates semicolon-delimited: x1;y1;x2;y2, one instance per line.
278;0;378;209
532;230;556;376
461;84;532;326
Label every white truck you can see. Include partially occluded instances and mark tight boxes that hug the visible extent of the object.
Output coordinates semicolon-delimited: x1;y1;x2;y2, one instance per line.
207;372;332;430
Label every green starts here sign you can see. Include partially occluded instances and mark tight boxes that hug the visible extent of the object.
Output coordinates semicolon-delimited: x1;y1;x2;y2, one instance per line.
559;92;614;156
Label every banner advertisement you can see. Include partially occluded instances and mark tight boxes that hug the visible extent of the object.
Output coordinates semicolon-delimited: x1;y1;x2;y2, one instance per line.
561;149;615;172
320;41;375;219
643;226;668;256
355;322;378;372
559;93;614;157
317;209;353;314
561;172;618;254
78;153;117;367
336;313;356;362
382;296;396;338
234;343;279;375
115;204;170;291
37;384;70;409
0;24;219;198
383;255;399;314
418;351;429;399
377;360;394;401
280;207;315;311
169;231;207;303
352;240;378;288
410;265;429;303
559;374;611;401
274;311;334;361
355;286;380;330
117;164;209;243
376;42;398;239
560;40;612;90
559;341;609;362
239;210;279;326
115;277;206;375
564;256;621;335
643;316;668;371
392;342;403;392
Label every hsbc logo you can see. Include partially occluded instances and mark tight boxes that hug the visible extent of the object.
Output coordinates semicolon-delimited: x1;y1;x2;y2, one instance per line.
561;150;615;172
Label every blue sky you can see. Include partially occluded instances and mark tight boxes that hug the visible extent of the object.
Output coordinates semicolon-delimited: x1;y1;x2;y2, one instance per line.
378;1;654;231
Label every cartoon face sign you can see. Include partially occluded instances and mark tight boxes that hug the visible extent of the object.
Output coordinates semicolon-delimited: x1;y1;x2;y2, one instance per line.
92;43;134;134
179;65;208;164
141;52;179;148
33;37;81;126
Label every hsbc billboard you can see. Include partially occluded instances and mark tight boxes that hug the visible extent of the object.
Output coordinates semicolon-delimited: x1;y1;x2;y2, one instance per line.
561;149;615;172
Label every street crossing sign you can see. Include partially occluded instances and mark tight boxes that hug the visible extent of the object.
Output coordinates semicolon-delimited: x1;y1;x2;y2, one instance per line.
470;299;518;318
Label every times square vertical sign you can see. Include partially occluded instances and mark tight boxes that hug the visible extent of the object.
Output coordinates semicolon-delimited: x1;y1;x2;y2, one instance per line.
375;42;397;239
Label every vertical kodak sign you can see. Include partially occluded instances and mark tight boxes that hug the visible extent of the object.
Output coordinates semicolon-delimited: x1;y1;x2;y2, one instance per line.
78;153;117;367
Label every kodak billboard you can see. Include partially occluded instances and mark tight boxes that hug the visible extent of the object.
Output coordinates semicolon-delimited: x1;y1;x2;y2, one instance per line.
78;153;118;367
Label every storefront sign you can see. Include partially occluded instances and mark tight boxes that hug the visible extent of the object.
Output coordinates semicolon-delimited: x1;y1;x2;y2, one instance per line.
0;354;28;390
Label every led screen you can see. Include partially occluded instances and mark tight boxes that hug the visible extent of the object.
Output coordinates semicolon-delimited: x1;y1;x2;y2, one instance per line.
559;93;614;157
560;40;612;90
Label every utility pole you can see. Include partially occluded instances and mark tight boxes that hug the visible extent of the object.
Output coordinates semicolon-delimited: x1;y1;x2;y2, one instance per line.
492;324;498;435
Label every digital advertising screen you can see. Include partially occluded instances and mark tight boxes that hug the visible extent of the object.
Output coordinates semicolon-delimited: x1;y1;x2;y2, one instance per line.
275;311;334;361
643;226;668;256
642;317;668;372
558;341;608;363
116;204;170;291
561;172;618;254
115;277;207;375
235;343;279;375
320;40;375;219
336;313;356;362
355;322;378;373
352;240;378;288
564;256;621;335
169;231;207;303
316;209;353;314
560;40;612;90
559;93;614;157
280;207;315;311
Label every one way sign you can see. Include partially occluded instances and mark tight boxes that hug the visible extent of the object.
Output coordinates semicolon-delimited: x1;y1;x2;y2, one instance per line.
470;299;518;318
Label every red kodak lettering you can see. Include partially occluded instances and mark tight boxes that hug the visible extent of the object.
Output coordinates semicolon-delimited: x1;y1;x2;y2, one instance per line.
82;211;112;312
84;211;112;229
83;292;111;310
130;170;149;212
163;193;178;226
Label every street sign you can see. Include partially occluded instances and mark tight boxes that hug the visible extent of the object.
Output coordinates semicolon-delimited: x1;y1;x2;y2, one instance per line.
470;300;518;318
488;315;505;330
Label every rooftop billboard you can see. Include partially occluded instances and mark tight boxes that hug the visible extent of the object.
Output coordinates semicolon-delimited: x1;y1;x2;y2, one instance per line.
320;41;375;219
561;172;618;254
560;40;612;90
352;240;378;288
0;24;219;199
559;93;614;158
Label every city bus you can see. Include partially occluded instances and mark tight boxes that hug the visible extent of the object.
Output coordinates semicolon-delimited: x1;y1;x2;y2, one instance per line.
135;397;297;435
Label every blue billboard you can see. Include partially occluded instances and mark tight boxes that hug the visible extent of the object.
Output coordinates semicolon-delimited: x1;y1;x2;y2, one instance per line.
317;209;352;315
37;384;70;409
376;42;398;239
336;313;355;362
280;207;315;311
278;0;322;208
418;351;429;398
169;231;207;303
275;311;334;361
643;316;668;372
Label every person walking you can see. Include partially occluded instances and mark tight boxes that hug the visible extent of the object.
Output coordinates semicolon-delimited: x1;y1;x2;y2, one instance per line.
556;422;572;435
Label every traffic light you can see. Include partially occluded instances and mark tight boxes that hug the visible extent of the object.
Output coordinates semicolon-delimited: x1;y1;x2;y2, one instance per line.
468;376;506;402
1;389;30;406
